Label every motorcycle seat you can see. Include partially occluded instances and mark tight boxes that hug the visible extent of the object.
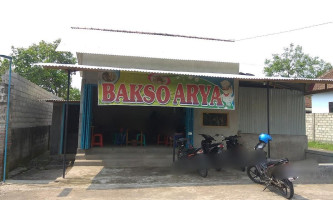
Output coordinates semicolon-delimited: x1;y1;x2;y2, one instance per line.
266;158;289;166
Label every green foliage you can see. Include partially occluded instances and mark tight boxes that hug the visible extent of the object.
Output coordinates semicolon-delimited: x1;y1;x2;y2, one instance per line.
264;43;332;78
308;141;333;151
0;39;78;99
69;88;81;101
0;58;10;81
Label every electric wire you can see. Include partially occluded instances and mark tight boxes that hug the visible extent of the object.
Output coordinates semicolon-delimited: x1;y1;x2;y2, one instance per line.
71;27;235;42
236;21;333;41
72;21;333;43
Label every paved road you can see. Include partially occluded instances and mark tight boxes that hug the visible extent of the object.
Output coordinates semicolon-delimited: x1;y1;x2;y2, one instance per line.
1;180;333;200
1;159;333;199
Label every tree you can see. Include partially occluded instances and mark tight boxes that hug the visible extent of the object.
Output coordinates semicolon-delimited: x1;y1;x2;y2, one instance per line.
0;58;10;81
264;43;332;78
70;88;81;101
0;39;79;99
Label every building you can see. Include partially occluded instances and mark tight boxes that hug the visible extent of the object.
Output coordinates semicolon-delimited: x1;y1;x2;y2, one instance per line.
305;69;333;143
37;28;333;161
310;69;333;113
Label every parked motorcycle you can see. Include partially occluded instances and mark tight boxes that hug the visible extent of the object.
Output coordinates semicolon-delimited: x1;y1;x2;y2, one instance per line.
175;137;208;177
224;135;241;150
198;133;245;171
247;133;298;199
199;134;225;171
199;134;224;154
223;135;246;171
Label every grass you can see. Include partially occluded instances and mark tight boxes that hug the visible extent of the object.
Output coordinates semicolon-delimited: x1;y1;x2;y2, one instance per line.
308;141;333;151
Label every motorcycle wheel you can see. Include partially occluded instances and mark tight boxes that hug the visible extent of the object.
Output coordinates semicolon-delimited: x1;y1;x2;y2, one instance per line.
278;179;294;199
198;168;208;178
247;165;264;184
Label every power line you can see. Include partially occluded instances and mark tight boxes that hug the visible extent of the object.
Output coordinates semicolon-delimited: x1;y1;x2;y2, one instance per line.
236;21;333;41
71;27;235;42
72;21;332;43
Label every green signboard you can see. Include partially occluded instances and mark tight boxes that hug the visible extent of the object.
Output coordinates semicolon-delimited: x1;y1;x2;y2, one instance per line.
98;71;234;110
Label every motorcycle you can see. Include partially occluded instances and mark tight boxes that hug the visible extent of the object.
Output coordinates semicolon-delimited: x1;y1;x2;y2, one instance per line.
224;135;241;150
199;134;224;154
198;133;245;172
223;135;246;171
199;134;225;172
246;133;298;199
175;137;208;177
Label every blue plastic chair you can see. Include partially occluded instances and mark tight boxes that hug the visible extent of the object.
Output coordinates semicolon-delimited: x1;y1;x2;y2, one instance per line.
114;128;126;145
136;132;146;146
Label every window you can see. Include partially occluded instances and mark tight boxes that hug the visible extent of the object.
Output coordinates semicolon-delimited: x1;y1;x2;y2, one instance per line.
203;113;228;126
329;102;333;113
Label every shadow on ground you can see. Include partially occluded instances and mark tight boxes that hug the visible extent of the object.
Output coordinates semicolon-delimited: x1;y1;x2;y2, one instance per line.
8;151;74;183
7;153;332;190
87;167;251;190
84;161;333;190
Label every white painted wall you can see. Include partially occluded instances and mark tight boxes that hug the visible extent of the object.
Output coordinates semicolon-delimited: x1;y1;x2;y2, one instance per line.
193;80;239;147
312;92;333;113
79;53;239;74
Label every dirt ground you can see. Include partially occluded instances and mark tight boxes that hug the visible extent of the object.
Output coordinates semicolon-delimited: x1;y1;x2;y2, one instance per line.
1;155;333;199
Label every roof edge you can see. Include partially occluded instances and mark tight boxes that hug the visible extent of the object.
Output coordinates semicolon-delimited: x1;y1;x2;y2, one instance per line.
33;63;333;84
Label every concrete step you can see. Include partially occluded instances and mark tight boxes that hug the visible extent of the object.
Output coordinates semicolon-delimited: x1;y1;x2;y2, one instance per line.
74;157;173;167
85;146;174;154
84;154;173;160
75;153;86;160
74;159;104;166
74;146;175;167
102;159;173;168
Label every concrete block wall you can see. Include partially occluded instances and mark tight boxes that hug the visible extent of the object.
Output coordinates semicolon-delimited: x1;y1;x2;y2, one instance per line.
306;113;333;143
0;83;9;178
0;71;60;178
306;114;312;140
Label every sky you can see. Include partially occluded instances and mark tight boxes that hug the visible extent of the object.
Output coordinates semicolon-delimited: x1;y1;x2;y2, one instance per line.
1;0;333;89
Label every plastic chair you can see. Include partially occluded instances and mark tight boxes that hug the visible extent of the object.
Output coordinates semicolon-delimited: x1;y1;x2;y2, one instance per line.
92;133;103;147
136;132;146;146
157;134;168;145
126;129;138;146
114;128;126;145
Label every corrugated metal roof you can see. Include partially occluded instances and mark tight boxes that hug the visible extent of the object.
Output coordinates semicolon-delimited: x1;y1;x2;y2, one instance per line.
312;69;333;91
57;28;238;63
39;99;80;103
34;63;333;84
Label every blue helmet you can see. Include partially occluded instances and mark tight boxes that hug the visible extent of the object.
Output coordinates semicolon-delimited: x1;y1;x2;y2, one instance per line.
259;133;272;144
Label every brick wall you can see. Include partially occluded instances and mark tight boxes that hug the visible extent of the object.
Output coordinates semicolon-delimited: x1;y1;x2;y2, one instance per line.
0;71;60;178
306;113;333;143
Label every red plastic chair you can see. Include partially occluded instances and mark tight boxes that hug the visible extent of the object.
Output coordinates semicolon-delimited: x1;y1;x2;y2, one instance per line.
92;133;103;147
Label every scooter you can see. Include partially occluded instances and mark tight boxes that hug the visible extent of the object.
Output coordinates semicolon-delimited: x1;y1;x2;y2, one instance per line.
247;133;298;199
199;134;224;154
222;135;246;171
201;133;244;171
199;134;225;171
175;138;208;177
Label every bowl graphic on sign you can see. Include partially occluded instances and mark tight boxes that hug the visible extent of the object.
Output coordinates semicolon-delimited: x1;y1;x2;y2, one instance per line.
102;71;120;83
148;74;170;85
